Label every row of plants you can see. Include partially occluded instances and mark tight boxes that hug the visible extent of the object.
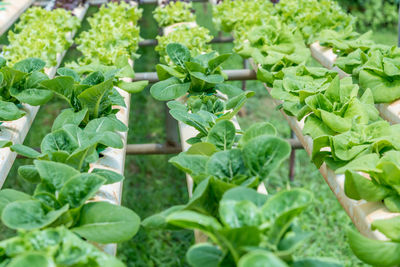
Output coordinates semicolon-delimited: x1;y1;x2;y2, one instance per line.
0;6;83;141
74;1;141;66
144;2;343;266
0;3;148;266
3;7;80;67
213;0;400;266
215;0;400;105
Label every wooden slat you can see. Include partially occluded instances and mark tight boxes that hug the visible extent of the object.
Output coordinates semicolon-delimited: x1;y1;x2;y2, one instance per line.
249;59;399;240
0;4;88;187
0;0;34;36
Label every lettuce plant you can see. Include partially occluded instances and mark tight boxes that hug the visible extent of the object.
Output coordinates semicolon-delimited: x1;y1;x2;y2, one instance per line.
270;65;337;120
272;0;354;44
156;26;213;64
0;227;125;267
11;113;126;172
0;160;140;244
245;20;311;87
40;65;146;123
302;76;379;139
213;0;353;45
336;151;400;212
169;122;290;186
167;88;254;141
144;185;341;266
0;57;52;121
4;7;79;66
212;0;272;34
151;43;230;101
312;121;400;169
75;2;142;65
358;46;400;103
153;1;195;27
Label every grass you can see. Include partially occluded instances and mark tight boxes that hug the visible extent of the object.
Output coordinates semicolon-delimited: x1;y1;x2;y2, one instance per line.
0;2;399;267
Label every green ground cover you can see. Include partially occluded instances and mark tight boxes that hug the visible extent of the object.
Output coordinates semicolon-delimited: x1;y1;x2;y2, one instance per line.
0;3;398;267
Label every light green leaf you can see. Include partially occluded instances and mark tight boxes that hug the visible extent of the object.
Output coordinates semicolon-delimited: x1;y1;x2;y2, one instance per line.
72;202;140;243
207;120;236;150
2;200;68;230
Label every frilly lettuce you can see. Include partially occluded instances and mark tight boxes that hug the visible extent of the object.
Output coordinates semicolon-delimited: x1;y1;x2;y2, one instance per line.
212;0;272;33
75;2;142;66
156;25;213;64
213;0;354;45
153;1;195;27
273;0;354;44
3;7;79;67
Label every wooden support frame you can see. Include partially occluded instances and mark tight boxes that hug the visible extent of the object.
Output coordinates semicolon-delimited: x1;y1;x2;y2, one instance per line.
0;4;88;187
249;59;400;241
0;0;34;36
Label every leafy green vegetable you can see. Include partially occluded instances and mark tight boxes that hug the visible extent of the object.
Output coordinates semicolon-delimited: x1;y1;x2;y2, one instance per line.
11;113;126;172
151;43;230;100
302;76;379;139
75;2;142;65
144;185;338;266
0;160;139;243
311;121;400;169
213;0;353;45
0;227;125;267
169;122;290;186
4;7;79;66
270;65;337;120
358;46;400;103
336;150;400;212
153;1;195;27
237;18;311;84
0;57;52;121
156;26;213;64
